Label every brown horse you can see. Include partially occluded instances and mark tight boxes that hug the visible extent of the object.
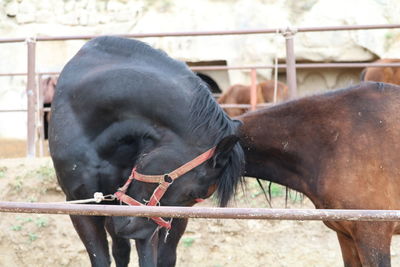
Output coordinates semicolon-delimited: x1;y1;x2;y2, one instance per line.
360;58;400;85
40;76;58;139
238;82;400;266
41;76;58;104
218;80;289;117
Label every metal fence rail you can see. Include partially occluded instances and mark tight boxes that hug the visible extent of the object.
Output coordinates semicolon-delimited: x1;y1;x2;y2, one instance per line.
1;201;400;221
1;23;400;157
1;24;400;43
2;62;400;77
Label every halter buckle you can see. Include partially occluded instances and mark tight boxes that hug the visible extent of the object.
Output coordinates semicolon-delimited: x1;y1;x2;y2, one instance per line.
163;174;173;184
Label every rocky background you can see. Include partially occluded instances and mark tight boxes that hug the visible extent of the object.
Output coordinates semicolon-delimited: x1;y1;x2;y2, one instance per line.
1;0;400;138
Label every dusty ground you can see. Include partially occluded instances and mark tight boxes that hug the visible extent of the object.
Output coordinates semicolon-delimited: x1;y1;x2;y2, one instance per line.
1;141;400;266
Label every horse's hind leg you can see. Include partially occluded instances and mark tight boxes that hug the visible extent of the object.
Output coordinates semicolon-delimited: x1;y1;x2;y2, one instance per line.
70;215;111;267
105;218;131;267
336;231;362;267
351;222;393;267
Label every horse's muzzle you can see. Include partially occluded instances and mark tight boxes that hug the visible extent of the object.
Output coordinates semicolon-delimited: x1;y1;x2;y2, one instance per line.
111;216;158;239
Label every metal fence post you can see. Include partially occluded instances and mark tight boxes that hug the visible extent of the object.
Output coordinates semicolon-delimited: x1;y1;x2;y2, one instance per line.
281;27;298;99
26;37;36;158
250;68;258;111
37;74;45;157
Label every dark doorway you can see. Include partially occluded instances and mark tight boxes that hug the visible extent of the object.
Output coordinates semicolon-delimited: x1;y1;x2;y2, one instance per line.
196;72;221;94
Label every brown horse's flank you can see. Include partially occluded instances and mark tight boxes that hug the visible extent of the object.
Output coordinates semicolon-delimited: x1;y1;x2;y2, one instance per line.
238;82;400;267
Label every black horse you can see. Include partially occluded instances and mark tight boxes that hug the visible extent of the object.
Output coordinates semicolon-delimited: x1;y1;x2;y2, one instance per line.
49;36;244;267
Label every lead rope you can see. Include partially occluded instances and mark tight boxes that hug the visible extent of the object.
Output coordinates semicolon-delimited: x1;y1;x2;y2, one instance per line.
65;192;116;204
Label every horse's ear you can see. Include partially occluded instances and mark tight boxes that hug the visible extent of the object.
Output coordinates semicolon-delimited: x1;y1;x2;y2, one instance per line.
212;135;239;168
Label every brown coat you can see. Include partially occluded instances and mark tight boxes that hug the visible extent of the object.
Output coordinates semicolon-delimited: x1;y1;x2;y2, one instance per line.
361;58;400;85
238;82;400;266
218;80;289;117
41;76;58;104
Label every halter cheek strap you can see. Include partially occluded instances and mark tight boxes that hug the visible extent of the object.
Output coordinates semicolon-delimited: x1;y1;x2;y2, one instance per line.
114;147;216;230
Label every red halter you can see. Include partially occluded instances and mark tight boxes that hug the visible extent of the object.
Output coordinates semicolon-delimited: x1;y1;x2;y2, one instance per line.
114;147;216;229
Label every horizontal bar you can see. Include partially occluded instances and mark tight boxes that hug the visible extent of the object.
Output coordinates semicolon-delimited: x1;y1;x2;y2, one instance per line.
192;62;400;71
0;105;270;113
219;104;251;108
0;109;27;112
296;24;400;32
1;24;399;43
1;201;400;221
296;62;400;69
0;72;27;77
2;62;400;78
219;103;273;109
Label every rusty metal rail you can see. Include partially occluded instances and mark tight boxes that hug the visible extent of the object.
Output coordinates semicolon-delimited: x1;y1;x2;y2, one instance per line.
191;62;400;71
1;201;400;221
2;62;400;77
0;109;27;112
1;24;399;43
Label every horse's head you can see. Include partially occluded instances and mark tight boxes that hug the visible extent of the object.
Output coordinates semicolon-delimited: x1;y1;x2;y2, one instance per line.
111;133;242;239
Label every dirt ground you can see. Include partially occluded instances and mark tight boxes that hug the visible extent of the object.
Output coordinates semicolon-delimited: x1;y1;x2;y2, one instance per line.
1;141;400;266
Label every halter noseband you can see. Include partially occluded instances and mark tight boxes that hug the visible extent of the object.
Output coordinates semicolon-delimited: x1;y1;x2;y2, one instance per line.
114;147;216;229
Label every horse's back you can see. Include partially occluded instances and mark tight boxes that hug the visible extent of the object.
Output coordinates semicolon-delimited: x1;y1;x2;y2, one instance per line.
54;36;193;107
51;36;196;140
49;37;198;198
313;82;400;209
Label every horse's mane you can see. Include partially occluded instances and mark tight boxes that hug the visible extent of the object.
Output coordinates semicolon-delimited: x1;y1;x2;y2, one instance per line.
188;78;245;207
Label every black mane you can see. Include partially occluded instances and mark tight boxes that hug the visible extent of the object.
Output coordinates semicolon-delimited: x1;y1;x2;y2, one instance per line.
188;77;245;207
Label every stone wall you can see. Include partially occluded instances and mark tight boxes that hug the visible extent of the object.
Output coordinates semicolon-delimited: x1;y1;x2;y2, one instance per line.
1;0;400;138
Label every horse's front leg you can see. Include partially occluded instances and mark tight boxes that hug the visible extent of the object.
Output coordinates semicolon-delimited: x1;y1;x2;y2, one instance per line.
105;217;131;267
157;218;188;267
70;215;111;267
336;231;362;267
135;235;158;267
351;222;393;267
134;218;188;267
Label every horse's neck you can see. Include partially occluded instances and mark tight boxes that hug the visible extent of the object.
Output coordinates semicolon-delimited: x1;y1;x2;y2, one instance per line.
238;113;318;199
242;144;313;196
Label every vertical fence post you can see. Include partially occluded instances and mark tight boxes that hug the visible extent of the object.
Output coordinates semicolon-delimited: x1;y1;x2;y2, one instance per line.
250;68;257;111
26;37;36;158
281;27;298;99
37;74;44;157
